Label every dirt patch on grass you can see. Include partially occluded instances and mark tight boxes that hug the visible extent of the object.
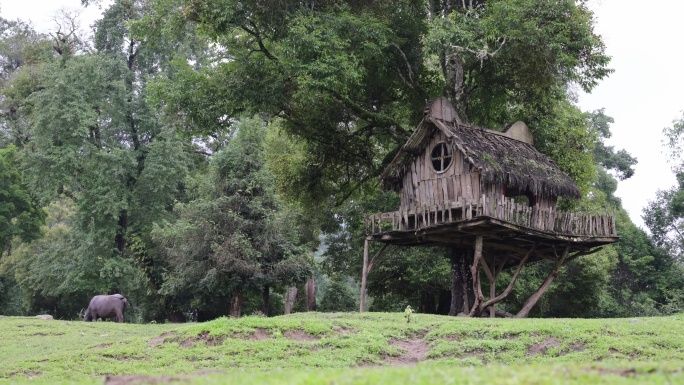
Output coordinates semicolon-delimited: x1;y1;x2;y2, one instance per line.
104;374;186;385
387;338;430;366
283;330;320;341
569;343;587;352
181;331;222;347
527;337;561;356
103;354;145;362
148;332;174;347
104;371;225;385
91;342;113;349
250;328;270;340
595;348;623;361
335;327;355;335
7;370;42;379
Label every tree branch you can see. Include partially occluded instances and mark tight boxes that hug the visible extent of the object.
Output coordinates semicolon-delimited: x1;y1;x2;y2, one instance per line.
324;87;410;137
241;21;279;63
478;245;535;314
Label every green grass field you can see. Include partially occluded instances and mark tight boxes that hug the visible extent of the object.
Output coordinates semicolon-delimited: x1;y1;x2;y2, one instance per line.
1;312;684;384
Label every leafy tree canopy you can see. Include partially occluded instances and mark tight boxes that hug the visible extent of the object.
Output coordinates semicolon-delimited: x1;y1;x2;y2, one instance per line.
136;0;611;205
0;145;46;250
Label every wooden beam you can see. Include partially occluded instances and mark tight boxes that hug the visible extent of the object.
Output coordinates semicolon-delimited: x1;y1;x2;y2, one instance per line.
360;238;370;313
366;243;389;275
468;235;484;317
515;246;569;318
478;244;536;315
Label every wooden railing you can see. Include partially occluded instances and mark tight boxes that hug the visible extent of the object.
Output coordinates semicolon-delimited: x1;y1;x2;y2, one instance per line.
365;195;617;237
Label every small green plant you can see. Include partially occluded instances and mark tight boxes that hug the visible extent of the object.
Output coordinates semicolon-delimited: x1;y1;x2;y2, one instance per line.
404;305;413;323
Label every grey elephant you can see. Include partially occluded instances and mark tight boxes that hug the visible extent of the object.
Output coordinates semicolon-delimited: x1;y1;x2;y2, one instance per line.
83;294;129;322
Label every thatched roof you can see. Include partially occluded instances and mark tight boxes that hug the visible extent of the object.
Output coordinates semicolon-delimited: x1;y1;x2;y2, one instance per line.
381;98;581;199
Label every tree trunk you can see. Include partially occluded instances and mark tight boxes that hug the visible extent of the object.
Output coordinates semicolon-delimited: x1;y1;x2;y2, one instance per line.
516;247;569;318
262;284;270;316
115;211;128;253
449;247;474;316
230;291;242;318
306;276;316;311
283;287;297;315
443;49;468;122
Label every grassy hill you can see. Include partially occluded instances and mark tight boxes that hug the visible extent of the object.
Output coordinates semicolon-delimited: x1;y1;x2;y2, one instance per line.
1;312;684;384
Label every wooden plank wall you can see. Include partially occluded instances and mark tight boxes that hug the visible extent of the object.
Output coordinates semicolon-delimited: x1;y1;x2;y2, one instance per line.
537;195;557;211
400;131;480;212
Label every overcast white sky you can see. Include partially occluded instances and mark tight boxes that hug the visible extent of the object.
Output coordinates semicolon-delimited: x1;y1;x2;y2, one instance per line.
1;0;683;229
577;0;684;228
0;0;108;35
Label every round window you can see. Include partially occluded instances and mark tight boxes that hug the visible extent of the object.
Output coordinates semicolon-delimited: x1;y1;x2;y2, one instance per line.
430;142;453;173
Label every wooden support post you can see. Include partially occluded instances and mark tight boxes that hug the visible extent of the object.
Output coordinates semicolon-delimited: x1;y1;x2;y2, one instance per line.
515;246;569;318
468;235;484;317
360;238;370;313
480;256;496;318
489;277;496;318
366;244;389;276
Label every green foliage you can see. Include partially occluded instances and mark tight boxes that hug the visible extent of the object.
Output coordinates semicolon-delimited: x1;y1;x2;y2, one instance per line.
0;145;46;249
537;248;618;318
0;17;54;148
0;0;212;321
319;276;357;312
540;110;681;318
425;0;611;123
0;17;52;80
531;100;598;197
589;109;637;181
153;117;311;316
320;189;451;314
0;199;149;319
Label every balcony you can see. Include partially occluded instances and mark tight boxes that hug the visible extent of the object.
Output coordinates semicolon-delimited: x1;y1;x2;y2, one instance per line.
366;195;617;238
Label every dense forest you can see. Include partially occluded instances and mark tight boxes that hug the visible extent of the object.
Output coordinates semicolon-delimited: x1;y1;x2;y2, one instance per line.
1;0;683;322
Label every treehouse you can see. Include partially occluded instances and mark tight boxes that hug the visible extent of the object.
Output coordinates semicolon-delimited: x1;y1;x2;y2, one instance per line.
361;97;619;317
